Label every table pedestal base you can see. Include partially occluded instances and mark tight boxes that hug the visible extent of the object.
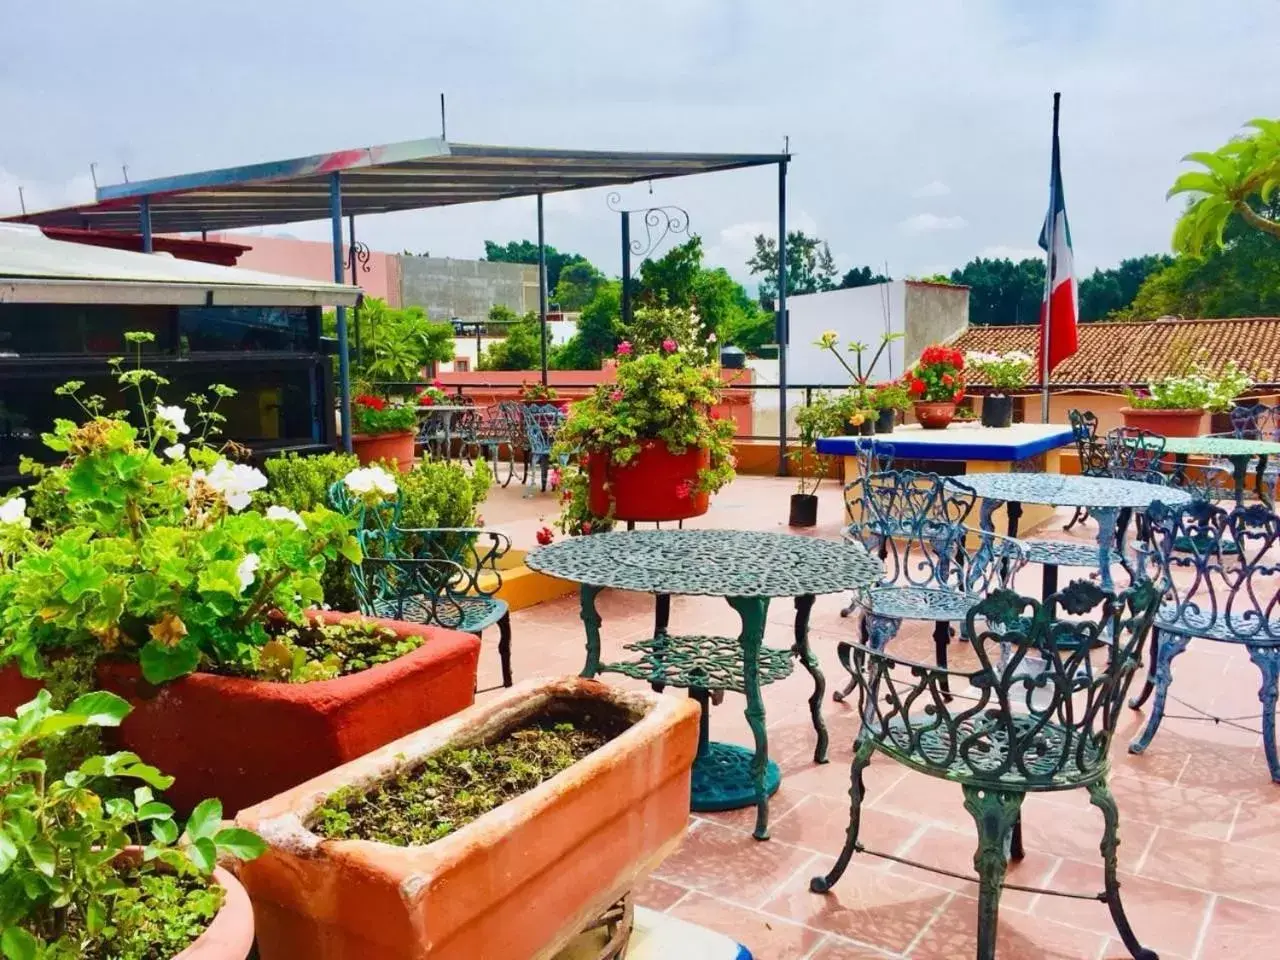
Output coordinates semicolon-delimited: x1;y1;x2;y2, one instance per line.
690;742;781;812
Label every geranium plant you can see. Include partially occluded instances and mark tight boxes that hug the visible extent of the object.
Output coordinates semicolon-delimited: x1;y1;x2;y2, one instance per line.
416;380;451;407
0;689;266;959
964;350;1034;393
0;333;361;685
352;394;418;435
906;344;967;403
871;380;911;412
519;381;559;403
1124;361;1253;412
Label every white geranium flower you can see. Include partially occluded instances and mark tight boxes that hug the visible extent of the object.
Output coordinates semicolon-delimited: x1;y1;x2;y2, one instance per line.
236;553;261;592
206;459;268;512
163;443;186;461
0;496;30;529
343;466;398;499
265;505;306;529
154;403;190;435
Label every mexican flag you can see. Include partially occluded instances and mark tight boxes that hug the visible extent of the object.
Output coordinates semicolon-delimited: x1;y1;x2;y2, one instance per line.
1037;105;1078;377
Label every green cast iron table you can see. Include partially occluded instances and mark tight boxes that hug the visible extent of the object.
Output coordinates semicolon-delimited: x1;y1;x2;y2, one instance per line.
526;529;883;840
1146;435;1280;506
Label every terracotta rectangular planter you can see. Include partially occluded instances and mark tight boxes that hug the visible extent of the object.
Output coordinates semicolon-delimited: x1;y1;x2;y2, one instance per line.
235;677;701;960
96;611;481;814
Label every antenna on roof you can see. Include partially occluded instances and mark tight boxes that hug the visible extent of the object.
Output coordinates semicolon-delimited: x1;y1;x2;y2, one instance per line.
89;163;99;190
121;164;129;183
783;134;790;154
17;186;25;215
440;93;447;140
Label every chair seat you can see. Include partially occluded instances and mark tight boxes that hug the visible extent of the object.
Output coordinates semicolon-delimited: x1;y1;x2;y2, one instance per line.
370;593;508;633
867;586;981;622
878;712;1102;789
995;538;1120;568
1155;603;1280;644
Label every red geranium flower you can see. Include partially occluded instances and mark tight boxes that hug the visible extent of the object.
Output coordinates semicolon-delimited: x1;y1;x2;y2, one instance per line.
941;373;954;387
354;394;386;411
908;378;926;395
954;390;965;402
536;526;554;546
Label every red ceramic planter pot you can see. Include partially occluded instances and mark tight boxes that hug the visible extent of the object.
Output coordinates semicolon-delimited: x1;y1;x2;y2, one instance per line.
236;677;701;960
93;612;480;814
914;401;957;430
1120;407;1205;438
352;430;416;472
587;440;710;522
0;663;45;717
177;863;256;959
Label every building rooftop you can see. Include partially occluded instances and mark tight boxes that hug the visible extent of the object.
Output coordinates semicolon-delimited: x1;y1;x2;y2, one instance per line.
953;317;1280;388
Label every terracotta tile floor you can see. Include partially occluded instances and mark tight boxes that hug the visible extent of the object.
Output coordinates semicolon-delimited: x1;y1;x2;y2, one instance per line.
476;476;1280;959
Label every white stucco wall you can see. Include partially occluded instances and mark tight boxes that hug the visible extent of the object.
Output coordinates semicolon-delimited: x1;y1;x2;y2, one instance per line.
782;282;907;386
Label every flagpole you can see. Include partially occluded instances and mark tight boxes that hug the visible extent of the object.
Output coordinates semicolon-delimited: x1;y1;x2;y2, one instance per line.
1041;92;1060;423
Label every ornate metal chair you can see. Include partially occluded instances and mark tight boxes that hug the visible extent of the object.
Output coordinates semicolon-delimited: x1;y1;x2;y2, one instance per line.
1064;410;1109;531
834;470;1029;701
1128;498;1280;780
815;580;1163;960
839;441;895;618
329;481;516;687
1214;402;1280;501
522;402;566;494
465;401;524;487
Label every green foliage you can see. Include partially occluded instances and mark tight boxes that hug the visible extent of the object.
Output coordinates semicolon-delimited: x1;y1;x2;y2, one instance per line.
871;380;911;412
312;718;612;847
225;617;421;683
949;257;1046;326
963;350;1035;390
839;266;892;288
1124;360;1254;412
483;240;587;293
325;298;455;385
350;395;417;436
553;260;606;310
553;306;737;529
747;231;839;307
1078;255;1174;321
552;281;622;370
477;309;552;371
1169;118;1280;255
0;342;360;686
0;690;265;958
791;394;852;495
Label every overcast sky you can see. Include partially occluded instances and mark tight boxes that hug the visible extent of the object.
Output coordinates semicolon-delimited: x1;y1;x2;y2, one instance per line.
2;1;1275;288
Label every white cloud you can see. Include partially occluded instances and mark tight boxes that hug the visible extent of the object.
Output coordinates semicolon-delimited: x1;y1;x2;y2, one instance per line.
911;180;951;199
899;213;967;235
977;245;1044;263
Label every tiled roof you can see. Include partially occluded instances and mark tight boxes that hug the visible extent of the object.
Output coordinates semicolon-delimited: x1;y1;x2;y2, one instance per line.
951;317;1280;388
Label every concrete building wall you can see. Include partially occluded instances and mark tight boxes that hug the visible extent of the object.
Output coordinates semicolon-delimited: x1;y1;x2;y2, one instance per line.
903;280;970;363
399;257;538;324
202;233;401;305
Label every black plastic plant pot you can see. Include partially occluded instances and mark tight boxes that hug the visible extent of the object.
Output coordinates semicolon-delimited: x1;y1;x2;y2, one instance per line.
858;419;876;437
981;394;1014;428
875;409;896;434
789;493;818;527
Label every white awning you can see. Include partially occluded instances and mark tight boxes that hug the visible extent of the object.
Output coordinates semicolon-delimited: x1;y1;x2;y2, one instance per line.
0;224;360;307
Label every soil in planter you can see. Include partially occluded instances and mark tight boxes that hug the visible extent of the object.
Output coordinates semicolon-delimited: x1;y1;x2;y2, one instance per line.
312;711;628;847
212;617;424;684
51;870;223;960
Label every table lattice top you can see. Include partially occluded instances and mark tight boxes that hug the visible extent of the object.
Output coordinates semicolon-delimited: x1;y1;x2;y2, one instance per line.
1152;436;1280;458
959;472;1192;509
526;529;883;597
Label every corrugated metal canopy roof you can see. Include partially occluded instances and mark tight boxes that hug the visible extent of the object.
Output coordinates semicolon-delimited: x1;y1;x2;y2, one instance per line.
5;138;788;234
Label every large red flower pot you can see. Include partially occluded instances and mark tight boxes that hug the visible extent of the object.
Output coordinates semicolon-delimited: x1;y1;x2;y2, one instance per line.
352;430;416;472
235;677;700;960
587;441;710;522
1120;407;1205;438
0;663;46;717
96;612;480;815
913;401;957;430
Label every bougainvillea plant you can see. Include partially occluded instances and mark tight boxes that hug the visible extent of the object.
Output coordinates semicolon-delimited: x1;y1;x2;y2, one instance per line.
519;381;559;402
0;333;361;686
352;394;418;435
905;344;967;403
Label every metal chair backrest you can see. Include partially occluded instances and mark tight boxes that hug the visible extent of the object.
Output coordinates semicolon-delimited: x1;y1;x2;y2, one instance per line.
1105;426;1168;485
523;403;564;457
1229;403;1279;441
850;579;1161;787
1069;410;1109;478
1141;498;1280;642
475;402;519;443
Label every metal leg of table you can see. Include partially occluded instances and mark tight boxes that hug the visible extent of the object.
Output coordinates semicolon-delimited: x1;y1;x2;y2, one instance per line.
651;594;671;694
579;584;604;678
792;594;827;763
730;595;775;840
1094;507;1120;593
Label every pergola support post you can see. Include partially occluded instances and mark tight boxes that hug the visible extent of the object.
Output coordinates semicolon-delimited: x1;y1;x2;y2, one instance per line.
139;197;153;253
537;193;549;386
776;158;789;476
330;172;352;452
620;211;632;327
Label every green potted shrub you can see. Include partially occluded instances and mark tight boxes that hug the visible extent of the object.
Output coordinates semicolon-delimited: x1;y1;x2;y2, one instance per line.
0;688;266;959
1122;361;1253;437
905;344;967;429
870;381;911;433
0;337;482;813
789;396;842;526
351;393;418;472
554;306;736;524
519;380;567;412
964;350;1034;427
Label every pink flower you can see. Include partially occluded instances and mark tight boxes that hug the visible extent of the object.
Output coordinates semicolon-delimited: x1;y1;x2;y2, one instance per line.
675;480;694;500
609;389;624;402
662;338;677;353
548;468;562;488
728;455;738;468
616;341;633;356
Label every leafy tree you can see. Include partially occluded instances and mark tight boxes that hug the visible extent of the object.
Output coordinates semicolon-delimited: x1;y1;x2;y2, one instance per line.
477;307;553;371
1078;255;1174;321
553;259;606;310
1169;118;1280;254
838;266;891;289
746;231;839;307
552;281;622;370
482;240;589;293
948;257;1045;326
324;297;455;384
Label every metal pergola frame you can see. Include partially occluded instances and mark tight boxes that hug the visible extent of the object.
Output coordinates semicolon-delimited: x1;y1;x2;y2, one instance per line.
8;137;793;470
